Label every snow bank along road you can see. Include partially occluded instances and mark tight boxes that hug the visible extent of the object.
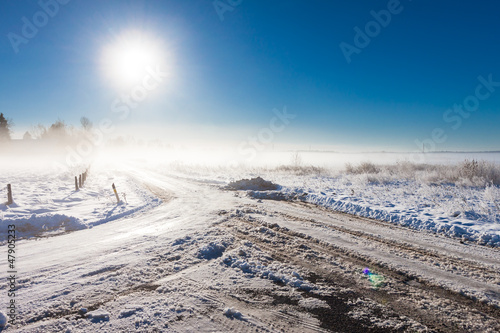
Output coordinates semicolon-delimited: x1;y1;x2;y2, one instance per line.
1;166;499;332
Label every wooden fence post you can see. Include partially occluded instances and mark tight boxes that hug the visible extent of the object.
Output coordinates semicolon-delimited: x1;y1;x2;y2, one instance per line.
112;183;120;203
6;184;13;205
79;174;82;188
75;176;79;191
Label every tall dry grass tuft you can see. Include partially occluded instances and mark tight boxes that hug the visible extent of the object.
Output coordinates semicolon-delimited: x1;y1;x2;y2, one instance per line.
345;161;380;174
457;159;500;186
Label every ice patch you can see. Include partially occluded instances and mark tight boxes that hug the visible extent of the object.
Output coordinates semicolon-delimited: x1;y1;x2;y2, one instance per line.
223;307;242;319
197;242;227;260
119;306;143;318
86;309;110;322
172;235;191;246
223;254;315;291
298;298;330;309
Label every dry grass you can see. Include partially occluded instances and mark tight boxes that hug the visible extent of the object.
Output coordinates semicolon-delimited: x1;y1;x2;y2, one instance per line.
273;165;327;176
345;161;380;174
344;159;500;187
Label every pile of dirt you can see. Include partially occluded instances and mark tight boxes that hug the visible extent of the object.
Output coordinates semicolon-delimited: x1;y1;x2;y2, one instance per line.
226;177;280;191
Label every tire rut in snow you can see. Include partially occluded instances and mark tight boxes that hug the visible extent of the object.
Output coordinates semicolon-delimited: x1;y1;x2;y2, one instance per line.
276;208;500;285
141;182;175;203
222;219;424;331
267;203;500;310
19;230;233;329
23;282;161;327
224;213;500;332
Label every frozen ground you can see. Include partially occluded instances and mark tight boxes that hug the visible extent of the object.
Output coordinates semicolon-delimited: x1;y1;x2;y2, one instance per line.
0;155;499;332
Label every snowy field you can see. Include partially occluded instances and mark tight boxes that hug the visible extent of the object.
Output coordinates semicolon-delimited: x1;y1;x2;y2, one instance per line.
0;163;160;243
0;151;499;332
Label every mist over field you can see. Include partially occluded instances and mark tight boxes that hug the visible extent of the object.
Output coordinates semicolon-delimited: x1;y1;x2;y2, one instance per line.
2;122;500;173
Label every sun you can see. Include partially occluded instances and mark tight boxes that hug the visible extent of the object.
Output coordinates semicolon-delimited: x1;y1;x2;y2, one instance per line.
101;31;164;89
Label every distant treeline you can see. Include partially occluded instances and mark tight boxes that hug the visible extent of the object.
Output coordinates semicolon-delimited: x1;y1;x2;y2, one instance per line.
0;113;93;144
0;114;170;149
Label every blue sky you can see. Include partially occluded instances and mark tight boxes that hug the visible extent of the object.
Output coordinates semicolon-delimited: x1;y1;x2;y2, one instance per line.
1;0;500;151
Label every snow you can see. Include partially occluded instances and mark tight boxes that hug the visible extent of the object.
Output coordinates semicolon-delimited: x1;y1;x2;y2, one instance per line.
246;177;500;247
0;164;161;242
221;243;316;291
197;241;228;260
118;305;143;318
86;309;110;323
1;153;499;331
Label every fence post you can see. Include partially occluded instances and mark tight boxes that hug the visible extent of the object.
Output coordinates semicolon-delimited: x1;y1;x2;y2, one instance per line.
112;183;120;204
75;176;79;191
6;184;13;205
79;174;82;188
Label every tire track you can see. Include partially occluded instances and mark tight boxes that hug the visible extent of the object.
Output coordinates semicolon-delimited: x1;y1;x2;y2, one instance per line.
275;208;500;284
255;201;500;306
223;213;500;332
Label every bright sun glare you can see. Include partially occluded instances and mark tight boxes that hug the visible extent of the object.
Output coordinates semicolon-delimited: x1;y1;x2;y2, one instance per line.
101;31;164;89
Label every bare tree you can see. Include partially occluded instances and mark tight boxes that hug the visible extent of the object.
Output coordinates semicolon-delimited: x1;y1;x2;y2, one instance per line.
291;151;302;167
30;124;47;139
80;117;93;131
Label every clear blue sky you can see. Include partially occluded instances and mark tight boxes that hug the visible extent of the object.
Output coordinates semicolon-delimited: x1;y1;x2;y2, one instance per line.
1;0;500;151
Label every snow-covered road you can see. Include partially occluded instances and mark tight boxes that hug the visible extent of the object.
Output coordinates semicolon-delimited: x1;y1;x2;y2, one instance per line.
1;165;499;332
